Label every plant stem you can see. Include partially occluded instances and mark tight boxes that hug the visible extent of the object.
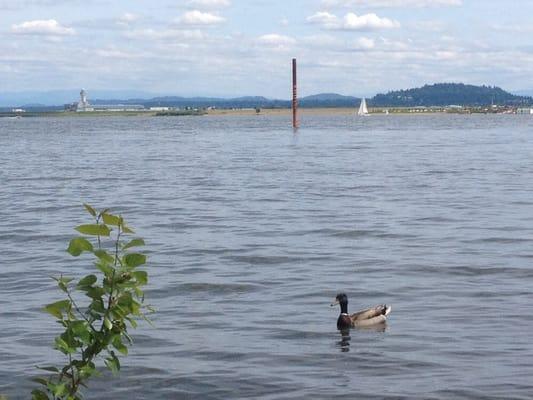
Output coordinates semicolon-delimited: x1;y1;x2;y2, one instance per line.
66;288;96;332
68;354;76;396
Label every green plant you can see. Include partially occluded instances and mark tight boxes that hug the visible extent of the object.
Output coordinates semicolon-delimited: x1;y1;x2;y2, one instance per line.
32;204;152;400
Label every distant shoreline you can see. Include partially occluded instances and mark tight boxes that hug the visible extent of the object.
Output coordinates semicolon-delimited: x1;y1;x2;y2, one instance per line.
0;106;529;119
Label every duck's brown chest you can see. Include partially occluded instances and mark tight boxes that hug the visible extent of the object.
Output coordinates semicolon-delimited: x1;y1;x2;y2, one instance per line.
337;313;352;329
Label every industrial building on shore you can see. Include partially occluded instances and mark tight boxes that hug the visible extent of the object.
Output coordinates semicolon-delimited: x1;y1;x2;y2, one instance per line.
64;89;146;112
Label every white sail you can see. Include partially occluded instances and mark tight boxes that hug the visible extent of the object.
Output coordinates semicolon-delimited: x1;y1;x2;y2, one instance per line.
357;98;369;116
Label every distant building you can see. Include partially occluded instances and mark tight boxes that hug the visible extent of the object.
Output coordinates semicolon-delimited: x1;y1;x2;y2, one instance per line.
64;89;145;112
77;89;94;112
92;104;145;111
517;108;533;114
11;108;26;113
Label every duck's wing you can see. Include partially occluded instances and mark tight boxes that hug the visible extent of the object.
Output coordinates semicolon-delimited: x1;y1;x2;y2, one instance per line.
350;305;391;326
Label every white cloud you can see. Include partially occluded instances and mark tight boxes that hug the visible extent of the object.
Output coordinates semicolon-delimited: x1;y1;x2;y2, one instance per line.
308;12;399;30
187;0;231;8
179;10;225;25
307;11;338;27
343;13;400;30
257;33;296;46
322;0;461;7
11;19;75;35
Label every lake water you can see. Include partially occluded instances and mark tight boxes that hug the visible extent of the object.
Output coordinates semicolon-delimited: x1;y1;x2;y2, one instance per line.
1;114;533;399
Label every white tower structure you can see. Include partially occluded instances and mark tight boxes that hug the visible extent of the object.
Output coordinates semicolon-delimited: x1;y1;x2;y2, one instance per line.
77;89;93;112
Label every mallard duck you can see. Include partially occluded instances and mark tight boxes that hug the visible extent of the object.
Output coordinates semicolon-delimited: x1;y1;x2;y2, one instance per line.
331;293;391;329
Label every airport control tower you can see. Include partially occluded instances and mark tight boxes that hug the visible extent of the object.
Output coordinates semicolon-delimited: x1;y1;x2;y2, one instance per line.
77;89;93;112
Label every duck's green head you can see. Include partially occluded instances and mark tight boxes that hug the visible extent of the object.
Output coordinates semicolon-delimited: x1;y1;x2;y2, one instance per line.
331;293;348;307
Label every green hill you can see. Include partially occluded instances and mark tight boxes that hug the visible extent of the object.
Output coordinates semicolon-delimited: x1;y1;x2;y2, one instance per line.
371;83;532;107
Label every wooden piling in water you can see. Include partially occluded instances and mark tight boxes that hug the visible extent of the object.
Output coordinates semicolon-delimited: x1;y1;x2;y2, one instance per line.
292;58;299;129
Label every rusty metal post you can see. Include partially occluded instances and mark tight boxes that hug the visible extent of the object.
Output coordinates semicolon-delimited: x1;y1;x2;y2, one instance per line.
292;58;299;129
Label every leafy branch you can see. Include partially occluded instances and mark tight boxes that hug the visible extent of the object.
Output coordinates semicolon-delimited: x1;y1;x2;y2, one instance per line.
32;204;152;400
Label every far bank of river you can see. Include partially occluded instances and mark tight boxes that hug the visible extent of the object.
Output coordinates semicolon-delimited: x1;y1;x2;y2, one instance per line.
0;106;527;119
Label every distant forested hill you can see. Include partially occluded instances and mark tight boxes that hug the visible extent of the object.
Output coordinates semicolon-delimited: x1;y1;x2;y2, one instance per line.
371;83;532;107
3;83;531;109
299;93;359;107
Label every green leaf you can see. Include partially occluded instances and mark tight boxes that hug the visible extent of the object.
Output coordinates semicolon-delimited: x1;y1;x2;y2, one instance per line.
31;389;49;400
146;305;156;313
123;238;145;250
133;286;144;298
85;286;105;301
102;213;121;226
52;382;67;397
31;377;48;386
53;275;74;284
141;313;155;327
105;358;119;374
98;208;110;218
133;270;148;285
122;226;135;234
77;274;97;288
104;317;113;330
57;276;74;293
70;321;91;343
89;297;105;314
83;203;97;217
123;253;146;268
94;250;115;264
54;337;75;354
44;300;71;319
53;275;74;293
123;331;133;344
79;363;95;379
117;292;133;309
95;261;114;277
67;237;94;256
125;316;137;329
112;336;128;355
75;224;111;237
105;352;120;374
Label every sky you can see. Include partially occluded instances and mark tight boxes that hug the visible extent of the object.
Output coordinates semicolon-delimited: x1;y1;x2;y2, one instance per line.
1;0;533;99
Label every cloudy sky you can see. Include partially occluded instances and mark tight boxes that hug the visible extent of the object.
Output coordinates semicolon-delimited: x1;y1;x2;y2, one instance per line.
1;0;532;98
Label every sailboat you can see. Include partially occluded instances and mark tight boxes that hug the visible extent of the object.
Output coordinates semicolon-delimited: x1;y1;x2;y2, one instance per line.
357;98;369;116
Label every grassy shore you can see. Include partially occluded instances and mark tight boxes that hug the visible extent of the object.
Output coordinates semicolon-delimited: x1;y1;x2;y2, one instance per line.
206;107;449;116
1;106;516;119
0;110;205;118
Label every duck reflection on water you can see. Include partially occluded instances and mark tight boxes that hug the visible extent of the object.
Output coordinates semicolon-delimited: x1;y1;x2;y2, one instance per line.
335;323;387;352
337;329;352;352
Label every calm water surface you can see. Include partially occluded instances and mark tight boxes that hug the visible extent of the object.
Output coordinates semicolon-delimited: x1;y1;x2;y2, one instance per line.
1;114;533;399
